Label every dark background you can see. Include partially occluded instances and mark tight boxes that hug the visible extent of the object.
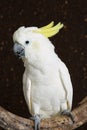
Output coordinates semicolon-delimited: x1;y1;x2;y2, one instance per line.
0;0;87;129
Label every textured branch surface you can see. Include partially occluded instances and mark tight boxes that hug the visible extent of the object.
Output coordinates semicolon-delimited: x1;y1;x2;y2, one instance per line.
0;97;87;130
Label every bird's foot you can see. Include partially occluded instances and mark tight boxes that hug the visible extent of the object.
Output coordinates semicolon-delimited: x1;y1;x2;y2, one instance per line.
30;115;40;130
62;110;75;123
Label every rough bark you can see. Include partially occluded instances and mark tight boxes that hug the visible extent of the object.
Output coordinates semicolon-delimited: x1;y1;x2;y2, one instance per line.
0;97;87;130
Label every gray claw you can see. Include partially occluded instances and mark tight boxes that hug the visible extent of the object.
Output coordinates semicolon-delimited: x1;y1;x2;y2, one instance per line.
30;115;40;130
62;110;75;123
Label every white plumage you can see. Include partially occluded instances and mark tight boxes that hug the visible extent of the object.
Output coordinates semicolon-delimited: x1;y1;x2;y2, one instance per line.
13;22;73;120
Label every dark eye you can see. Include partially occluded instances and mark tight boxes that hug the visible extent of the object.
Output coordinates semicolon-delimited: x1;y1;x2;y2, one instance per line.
25;41;29;44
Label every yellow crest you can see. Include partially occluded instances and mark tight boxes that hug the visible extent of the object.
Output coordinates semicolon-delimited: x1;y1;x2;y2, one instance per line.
34;21;64;38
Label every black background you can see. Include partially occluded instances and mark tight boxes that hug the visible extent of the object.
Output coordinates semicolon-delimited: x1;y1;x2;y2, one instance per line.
0;0;87;129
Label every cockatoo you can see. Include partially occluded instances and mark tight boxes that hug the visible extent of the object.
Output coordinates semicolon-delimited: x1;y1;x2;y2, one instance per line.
13;21;73;130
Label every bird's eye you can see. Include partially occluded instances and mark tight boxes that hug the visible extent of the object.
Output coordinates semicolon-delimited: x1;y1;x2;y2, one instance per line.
25;41;29;44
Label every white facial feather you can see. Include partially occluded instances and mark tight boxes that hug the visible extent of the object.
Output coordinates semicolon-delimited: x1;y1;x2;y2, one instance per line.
13;26;55;65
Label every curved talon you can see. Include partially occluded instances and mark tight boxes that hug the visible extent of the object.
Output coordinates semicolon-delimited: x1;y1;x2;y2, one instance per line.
62;110;75;123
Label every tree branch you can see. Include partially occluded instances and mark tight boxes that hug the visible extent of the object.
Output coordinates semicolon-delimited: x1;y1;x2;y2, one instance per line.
0;97;87;130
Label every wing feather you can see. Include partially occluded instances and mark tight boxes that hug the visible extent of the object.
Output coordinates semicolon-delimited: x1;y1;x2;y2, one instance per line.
59;61;73;110
23;72;32;113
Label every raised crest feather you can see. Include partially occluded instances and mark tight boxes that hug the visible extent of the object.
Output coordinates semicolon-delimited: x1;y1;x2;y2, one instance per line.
34;21;64;38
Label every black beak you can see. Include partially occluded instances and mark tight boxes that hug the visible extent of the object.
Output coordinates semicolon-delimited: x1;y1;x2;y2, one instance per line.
13;43;25;57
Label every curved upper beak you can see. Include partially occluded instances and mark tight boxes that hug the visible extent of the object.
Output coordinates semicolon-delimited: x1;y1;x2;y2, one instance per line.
13;43;25;57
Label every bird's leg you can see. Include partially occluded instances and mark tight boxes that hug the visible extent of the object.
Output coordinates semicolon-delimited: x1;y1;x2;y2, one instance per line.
30;115;40;130
61;110;75;123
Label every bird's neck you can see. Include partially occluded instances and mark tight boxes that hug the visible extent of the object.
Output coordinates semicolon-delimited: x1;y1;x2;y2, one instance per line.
22;57;44;73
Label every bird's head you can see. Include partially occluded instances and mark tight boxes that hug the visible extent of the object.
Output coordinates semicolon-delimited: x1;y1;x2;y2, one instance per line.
13;21;63;63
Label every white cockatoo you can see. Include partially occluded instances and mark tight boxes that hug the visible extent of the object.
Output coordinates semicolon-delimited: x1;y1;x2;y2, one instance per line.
13;21;73;130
